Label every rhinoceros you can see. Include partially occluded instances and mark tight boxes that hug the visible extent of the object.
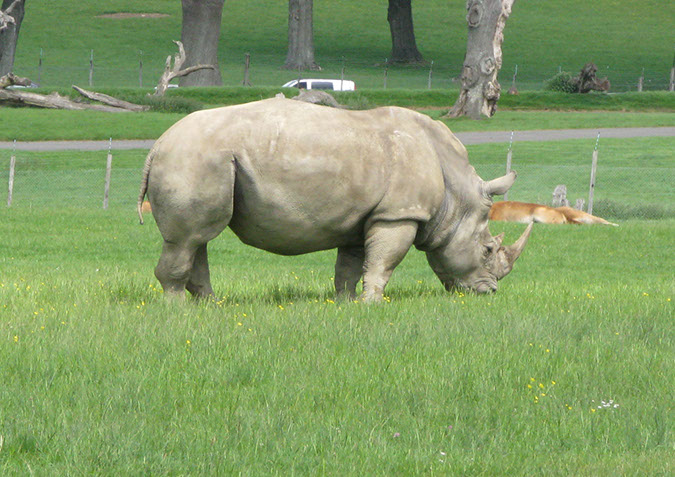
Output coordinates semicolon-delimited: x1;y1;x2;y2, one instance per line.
137;97;532;301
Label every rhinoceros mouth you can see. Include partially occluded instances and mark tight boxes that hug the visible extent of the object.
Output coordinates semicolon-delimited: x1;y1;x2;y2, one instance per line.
444;278;497;295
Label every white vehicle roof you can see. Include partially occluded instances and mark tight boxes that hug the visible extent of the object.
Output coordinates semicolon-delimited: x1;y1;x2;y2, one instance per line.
282;78;355;91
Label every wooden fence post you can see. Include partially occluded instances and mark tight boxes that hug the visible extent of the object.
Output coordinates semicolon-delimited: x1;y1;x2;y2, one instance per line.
139;50;143;87
637;68;644;92
587;133;600;214
504;131;514;201
340;56;345;91
7;140;16;207
38;48;43;86
669;52;674;92
103;138;113;210
242;53;251;86
427;60;433;89
383;59;388;89
89;50;94;87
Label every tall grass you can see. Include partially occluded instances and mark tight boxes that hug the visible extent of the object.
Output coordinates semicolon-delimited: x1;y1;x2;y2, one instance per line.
0;205;672;474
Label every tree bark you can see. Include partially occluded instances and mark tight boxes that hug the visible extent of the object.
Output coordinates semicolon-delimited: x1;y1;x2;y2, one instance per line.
179;0;224;86
0;0;25;77
284;0;320;71
446;0;515;119
387;0;424;64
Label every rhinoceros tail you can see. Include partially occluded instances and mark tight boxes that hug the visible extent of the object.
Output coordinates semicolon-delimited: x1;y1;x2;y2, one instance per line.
137;146;157;225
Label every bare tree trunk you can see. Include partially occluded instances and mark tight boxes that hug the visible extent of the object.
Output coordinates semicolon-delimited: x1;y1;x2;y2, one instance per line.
0;0;25;77
387;0;424;64
284;0;320;71
179;0;224;86
446;0;515;119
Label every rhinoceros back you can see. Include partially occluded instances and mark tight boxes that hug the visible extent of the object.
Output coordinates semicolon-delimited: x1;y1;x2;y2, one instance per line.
149;98;448;255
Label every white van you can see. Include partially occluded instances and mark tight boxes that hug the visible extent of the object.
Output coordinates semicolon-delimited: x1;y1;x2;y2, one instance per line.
282;79;356;91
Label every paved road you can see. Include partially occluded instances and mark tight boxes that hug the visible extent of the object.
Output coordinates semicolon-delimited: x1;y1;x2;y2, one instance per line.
0;127;673;151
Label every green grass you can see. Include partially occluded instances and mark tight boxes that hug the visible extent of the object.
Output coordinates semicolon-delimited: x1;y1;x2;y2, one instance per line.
0;98;673;141
11;1;675;91
1;136;673;220
468;137;675;218
0;205;672;474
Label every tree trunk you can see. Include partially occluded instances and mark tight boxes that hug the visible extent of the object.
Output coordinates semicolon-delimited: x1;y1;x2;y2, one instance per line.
284;0;320;71
446;0;515;119
179;0;224;86
387;0;424;64
0;0;26;77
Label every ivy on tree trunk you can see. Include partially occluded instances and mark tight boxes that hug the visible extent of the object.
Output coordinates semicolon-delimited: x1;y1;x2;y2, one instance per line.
446;0;515;119
284;0;320;71
179;0;224;86
387;0;424;64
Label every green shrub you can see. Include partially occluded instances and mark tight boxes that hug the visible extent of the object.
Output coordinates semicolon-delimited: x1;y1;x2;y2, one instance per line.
544;72;578;93
339;93;375;110
138;95;204;114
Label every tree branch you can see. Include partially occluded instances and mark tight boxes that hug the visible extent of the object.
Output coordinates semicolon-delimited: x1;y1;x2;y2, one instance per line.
0;71;30;88
72;85;149;112
0;0;21;32
152;40;216;96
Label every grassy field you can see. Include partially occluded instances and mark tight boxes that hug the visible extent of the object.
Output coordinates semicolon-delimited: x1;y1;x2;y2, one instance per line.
1;95;674;141
1;136;673;219
2;3;674;471
11;1;675;90
0;204;672;474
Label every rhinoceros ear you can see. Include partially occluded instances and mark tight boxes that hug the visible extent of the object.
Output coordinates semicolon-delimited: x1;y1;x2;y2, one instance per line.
484;171;517;197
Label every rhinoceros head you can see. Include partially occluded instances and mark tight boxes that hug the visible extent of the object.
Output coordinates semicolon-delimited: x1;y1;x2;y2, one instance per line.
425;172;533;294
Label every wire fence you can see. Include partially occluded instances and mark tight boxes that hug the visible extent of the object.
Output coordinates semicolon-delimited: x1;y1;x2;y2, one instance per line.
13;50;675;92
2;141;673;221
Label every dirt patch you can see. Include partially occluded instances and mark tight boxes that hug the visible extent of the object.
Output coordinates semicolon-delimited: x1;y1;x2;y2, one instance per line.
97;13;170;19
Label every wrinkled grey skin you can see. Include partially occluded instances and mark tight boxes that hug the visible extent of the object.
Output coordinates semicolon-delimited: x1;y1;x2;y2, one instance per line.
138;98;532;301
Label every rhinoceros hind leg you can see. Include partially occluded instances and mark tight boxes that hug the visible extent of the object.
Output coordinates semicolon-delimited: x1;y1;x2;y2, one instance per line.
186;244;214;299
361;220;418;302
155;240;200;299
335;246;364;300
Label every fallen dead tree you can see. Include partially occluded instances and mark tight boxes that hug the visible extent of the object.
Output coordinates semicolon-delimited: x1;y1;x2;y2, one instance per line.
0;41;216;111
0;72;149;112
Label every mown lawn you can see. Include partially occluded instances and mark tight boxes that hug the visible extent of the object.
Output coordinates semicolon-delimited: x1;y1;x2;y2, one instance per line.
0;202;672;475
12;1;675;90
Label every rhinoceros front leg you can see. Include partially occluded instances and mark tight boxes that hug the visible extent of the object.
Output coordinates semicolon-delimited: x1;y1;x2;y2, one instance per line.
335;246;364;300
361;220;418;302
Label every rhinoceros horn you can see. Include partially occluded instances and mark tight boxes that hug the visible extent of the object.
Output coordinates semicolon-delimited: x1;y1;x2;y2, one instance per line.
495;222;533;279
484;171;517;197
